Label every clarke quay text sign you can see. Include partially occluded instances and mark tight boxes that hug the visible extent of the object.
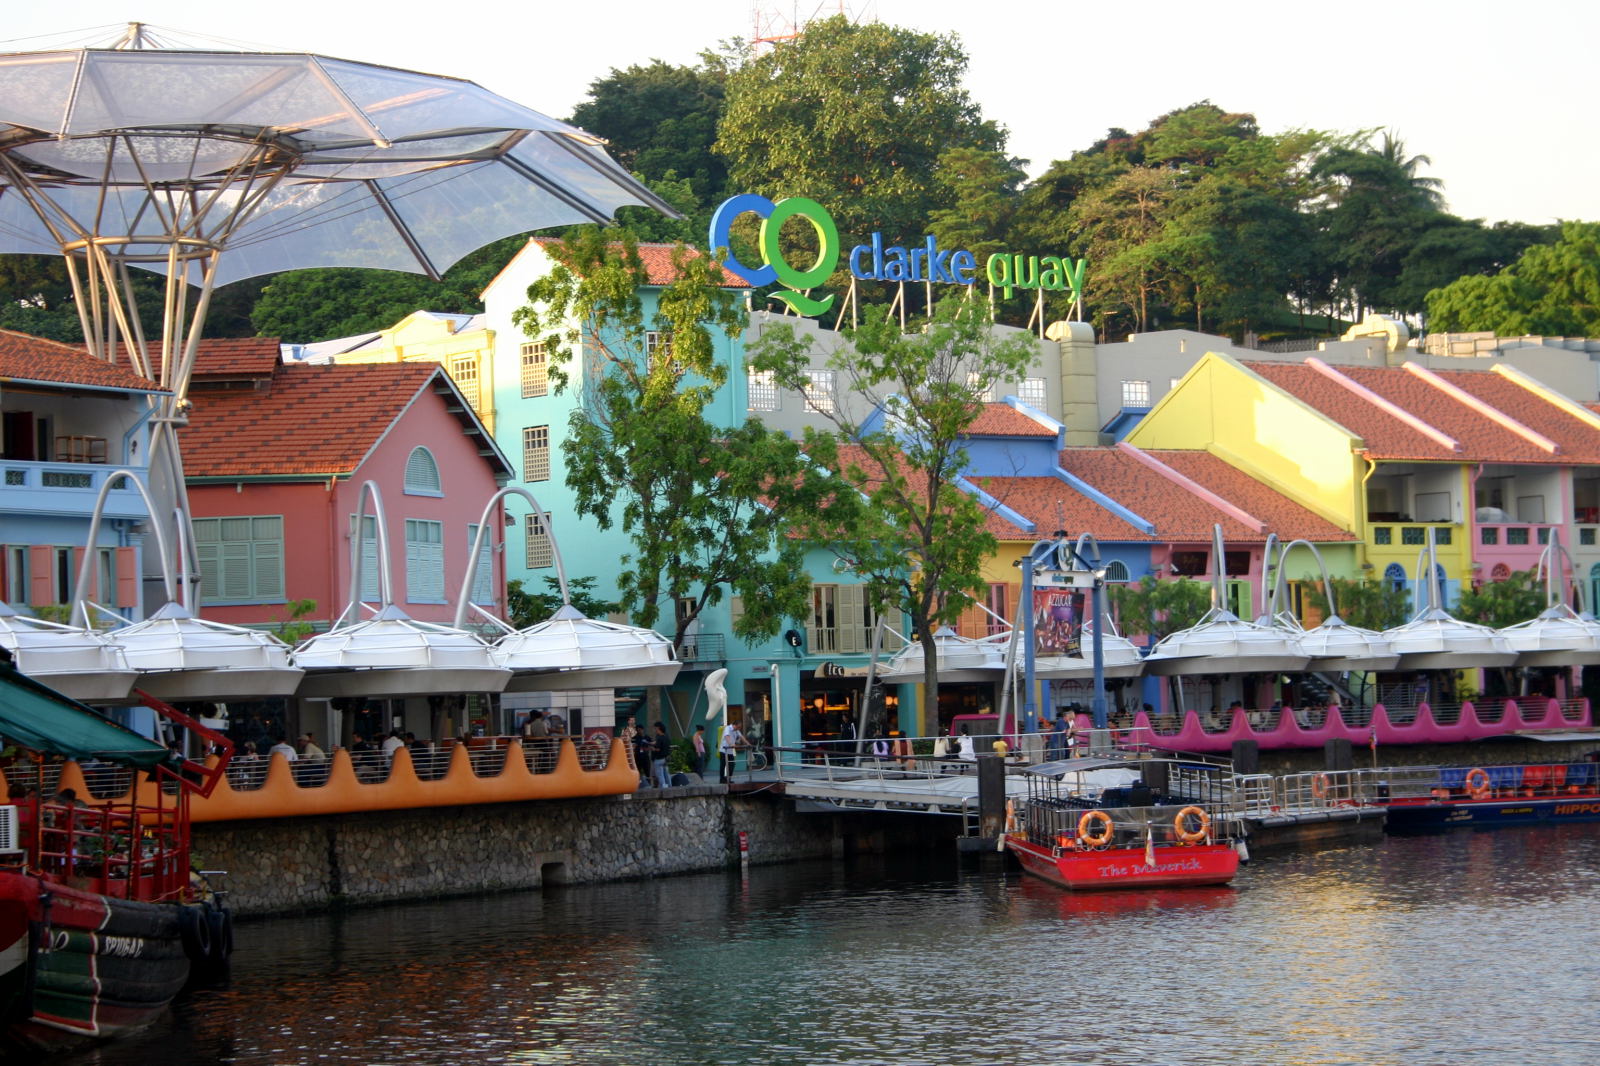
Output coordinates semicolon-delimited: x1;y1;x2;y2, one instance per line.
709;194;1086;317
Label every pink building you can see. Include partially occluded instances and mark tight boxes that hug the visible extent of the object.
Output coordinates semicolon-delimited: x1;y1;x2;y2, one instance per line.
179;347;512;633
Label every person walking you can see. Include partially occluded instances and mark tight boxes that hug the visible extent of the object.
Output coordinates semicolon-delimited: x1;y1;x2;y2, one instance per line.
718;718;745;784
651;722;672;790
692;724;708;779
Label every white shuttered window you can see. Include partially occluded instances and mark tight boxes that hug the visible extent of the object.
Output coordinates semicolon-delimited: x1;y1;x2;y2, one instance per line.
405;519;445;603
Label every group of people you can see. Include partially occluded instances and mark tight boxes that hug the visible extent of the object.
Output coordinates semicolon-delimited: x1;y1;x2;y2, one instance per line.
618;717;756;789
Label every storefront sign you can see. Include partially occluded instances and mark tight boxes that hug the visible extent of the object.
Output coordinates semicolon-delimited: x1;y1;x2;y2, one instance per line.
709;194;1087;316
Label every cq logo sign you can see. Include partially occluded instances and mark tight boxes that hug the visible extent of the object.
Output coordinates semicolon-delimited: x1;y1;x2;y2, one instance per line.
709;194;838;316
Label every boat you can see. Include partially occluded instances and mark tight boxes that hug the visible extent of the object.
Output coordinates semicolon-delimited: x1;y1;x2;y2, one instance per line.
1003;759;1242;890
1383;757;1600;833
0;657;233;1052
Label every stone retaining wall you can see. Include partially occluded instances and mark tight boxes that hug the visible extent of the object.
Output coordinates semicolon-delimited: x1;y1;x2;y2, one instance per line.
192;786;898;917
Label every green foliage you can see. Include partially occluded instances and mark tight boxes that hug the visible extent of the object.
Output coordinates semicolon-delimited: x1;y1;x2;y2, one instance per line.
571;59;731;208
1454;569;1547;629
513;230;828;644
271;598;320;644
506;577;621;629
1425;222;1600;335
1305;577;1411;633
715;16;1004;259
1106;576;1213;644
749;295;1036;723
250;235;527;342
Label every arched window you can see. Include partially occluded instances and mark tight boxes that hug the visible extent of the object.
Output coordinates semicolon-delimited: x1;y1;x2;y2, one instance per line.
1383;562;1406;593
1102;559;1130;583
1490;563;1510;582
404;446;442;496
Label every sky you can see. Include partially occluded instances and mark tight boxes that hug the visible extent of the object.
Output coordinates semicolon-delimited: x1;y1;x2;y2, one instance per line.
4;0;1594;226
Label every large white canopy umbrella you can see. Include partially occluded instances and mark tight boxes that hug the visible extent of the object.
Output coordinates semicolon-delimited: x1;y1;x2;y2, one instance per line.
293;482;509;698
1498;542;1600;667
0;24;675;588
453;489;681;692
1263;538;1398;673
876;627;1009;684
0;602;137;703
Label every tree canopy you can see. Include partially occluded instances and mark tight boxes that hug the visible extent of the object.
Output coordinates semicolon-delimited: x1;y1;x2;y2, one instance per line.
749;296;1037;726
513;229;829;645
1425;222;1600;335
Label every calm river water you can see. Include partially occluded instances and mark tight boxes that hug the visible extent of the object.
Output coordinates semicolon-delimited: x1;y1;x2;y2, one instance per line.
58;825;1600;1066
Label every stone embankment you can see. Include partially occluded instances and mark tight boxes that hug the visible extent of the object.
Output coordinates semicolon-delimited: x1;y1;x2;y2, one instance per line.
193;784;929;916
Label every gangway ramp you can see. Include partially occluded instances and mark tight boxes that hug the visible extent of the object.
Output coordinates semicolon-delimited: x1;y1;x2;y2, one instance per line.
777;759;1143;817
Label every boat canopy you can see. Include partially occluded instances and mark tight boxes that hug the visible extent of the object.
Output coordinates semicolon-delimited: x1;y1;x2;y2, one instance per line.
0;662;170;768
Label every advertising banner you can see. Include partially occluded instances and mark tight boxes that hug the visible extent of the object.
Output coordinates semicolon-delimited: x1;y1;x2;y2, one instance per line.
1033;588;1085;657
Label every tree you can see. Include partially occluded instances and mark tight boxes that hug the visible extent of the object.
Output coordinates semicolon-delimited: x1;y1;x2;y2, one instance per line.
570;58;731;209
749;296;1037;728
1455;569;1546;629
250;235;528;342
1425;222;1600;335
512;229;826;646
1106;576;1212;645
1069;167;1176;334
715;16;1004;258
1306;577;1411;633
507;577;620;629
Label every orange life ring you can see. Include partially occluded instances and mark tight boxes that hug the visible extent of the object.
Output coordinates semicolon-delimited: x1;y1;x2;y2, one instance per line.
1174;805;1210;844
1464;767;1491;800
1005;799;1018;834
1310;773;1331;799
1077;809;1115;847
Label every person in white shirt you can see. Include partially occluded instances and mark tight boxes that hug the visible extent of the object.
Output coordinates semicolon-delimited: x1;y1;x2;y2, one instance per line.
718;721;745;784
269;737;298;763
382;732;404;760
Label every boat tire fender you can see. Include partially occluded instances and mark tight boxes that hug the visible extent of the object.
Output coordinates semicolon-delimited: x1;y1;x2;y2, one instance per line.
206;905;234;965
178;904;212;965
1465;767;1491;800
1174;805;1210;844
1077;810;1114;848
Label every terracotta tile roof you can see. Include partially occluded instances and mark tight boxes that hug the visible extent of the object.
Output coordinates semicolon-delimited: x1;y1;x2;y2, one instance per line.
179;362;436;477
826;443;1033;538
533;238;750;288
188;337;283;378
1141;450;1355;541
1427;369;1600;463
1052;447;1351;543
970;474;1152;542
965;403;1057;438
0;329;163;392
1244;361;1451;461
1337;365;1563;464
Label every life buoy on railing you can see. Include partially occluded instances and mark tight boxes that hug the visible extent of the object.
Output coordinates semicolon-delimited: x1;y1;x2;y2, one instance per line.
1005;799;1018;834
1464;767;1491;800
1077;809;1115;847
1310;773;1331;799
1174;805;1210;844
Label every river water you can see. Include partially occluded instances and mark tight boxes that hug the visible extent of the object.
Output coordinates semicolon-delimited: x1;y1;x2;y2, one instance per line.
58;825;1600;1066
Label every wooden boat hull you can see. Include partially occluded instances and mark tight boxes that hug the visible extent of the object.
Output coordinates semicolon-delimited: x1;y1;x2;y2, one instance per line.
0;873;193;1052
1006;834;1239;891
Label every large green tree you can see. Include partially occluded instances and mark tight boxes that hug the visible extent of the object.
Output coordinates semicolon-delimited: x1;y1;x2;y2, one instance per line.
749;296;1037;728
1107;576;1212;645
570;58;731;209
1425;221;1600;335
715;16;1005;257
513;229;826;645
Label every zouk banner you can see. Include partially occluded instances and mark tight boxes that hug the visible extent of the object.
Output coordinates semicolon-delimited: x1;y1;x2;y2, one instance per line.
1033;588;1085;658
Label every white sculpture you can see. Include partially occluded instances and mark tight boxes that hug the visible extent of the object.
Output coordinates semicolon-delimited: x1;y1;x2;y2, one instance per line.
704;668;729;724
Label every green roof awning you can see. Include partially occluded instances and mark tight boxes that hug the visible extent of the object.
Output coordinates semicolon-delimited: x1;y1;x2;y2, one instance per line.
0;664;171;769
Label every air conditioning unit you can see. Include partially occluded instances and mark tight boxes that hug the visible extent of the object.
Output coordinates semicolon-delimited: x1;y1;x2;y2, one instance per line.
0;806;20;856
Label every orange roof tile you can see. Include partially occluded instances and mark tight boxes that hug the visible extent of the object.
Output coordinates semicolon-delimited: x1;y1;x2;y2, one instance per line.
970;474;1152;542
826;443;1034;539
189;337;283;378
1427;369;1600;463
1337;365;1563;464
179;362;437;477
965;404;1057;438
533;238;749;288
1245;361;1452;461
0;329;163;392
1141;450;1354;541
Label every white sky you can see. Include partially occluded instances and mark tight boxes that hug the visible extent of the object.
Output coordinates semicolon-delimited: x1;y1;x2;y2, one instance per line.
5;0;1593;226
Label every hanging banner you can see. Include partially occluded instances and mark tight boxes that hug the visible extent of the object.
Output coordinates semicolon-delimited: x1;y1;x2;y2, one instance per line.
1033;588;1085;657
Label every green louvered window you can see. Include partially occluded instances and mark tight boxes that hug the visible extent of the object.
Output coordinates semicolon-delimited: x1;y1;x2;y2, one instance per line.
194;516;285;605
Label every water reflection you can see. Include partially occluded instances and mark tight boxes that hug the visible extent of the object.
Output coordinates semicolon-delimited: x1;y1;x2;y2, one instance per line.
59;825;1600;1066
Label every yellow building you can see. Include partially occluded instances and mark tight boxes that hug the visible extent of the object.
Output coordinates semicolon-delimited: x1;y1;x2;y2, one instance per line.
319;311;497;435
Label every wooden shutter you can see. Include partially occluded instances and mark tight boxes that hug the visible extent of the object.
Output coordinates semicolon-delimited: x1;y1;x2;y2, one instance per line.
27;544;51;605
837;583;867;654
115;546;138;608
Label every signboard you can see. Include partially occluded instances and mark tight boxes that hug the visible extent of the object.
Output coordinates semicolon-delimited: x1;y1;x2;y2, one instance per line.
1033;588;1085;658
710;194;1087;317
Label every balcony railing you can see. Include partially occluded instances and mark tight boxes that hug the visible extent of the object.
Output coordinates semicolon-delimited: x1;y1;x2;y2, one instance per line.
675;632;725;664
1477;522;1558;549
